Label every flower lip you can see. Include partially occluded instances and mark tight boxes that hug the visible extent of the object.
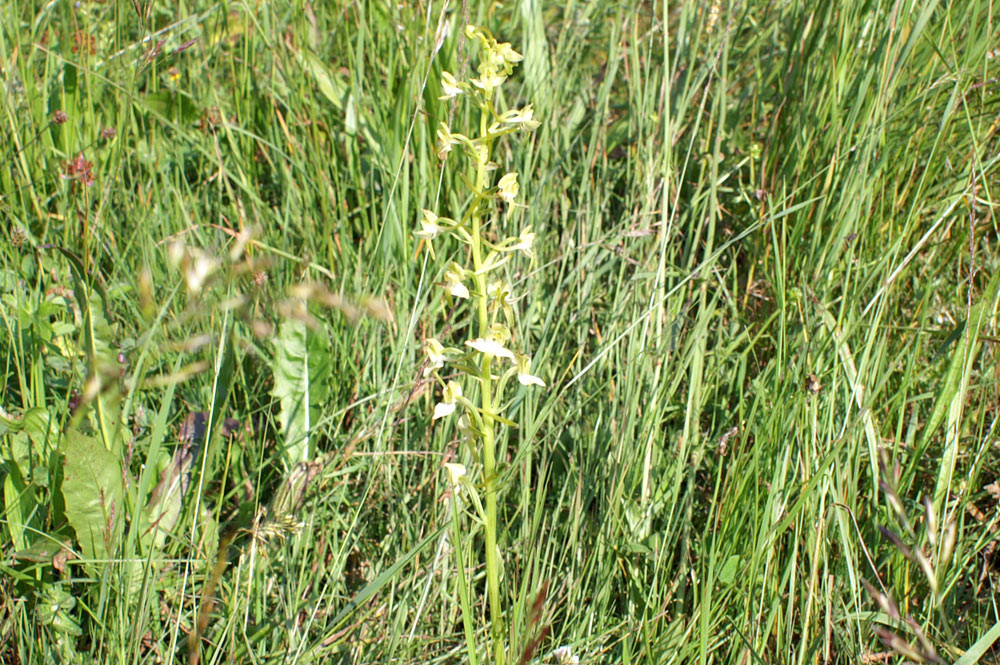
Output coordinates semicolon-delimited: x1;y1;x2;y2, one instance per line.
440;71;463;100
516;353;546;387
497;172;519;203
466;337;515;361
444;263;470;299
443;462;467;486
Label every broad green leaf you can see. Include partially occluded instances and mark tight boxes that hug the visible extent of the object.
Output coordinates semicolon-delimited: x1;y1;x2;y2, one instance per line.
3;466;34;551
62;428;124;571
140;443;196;551
139;90;200;125
271;317;332;466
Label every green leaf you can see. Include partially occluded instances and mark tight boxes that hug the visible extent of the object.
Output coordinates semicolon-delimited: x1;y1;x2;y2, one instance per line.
140;443;195;550
61;428;124;571
140;90;201;125
271;318;332;466
3;465;34;551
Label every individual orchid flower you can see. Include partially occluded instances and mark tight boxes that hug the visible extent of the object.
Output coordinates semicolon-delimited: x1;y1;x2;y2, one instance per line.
436;123;460;159
457;413;475;437
466;323;515;361
497;172;519;203
516;353;546;387
471;63;507;92
433;380;463;420
499;105;540;131
510;226;535;257
439;71;464;100
488;279;517;327
495;42;524;70
443;462;467;487
444;262;470;299
424;338;447;376
552;646;579;665
415;209;445;240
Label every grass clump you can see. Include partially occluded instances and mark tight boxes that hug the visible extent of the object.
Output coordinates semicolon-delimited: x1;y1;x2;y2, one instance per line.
1;1;999;664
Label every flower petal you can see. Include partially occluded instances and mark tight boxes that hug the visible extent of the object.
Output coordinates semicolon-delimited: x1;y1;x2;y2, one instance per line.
466;337;515;360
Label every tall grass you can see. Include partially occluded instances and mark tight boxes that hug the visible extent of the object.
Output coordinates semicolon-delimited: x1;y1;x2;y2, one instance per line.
1;1;998;663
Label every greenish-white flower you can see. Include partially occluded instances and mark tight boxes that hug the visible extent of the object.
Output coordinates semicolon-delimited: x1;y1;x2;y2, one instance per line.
497;172;519;203
471;64;507;92
457;413;474;437
424;338;447;376
439;71;464;100
444;262;470;299
552;646;579;665
495;42;524;67
443;462;466;487
499;105;540;131
436;123;459;159
415;209;445;240
511;226;535;257
466;325;515;361
433;380;463;420
516;353;546;387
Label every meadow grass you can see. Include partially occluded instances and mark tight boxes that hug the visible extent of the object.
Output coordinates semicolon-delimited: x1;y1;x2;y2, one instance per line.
1;1;999;663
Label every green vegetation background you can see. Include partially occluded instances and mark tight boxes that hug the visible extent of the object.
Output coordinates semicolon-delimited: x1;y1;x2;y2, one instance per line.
1;0;998;663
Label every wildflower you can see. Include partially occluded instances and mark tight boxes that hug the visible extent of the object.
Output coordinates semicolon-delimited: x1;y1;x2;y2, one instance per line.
439;71;464;100
497;172;519;203
62;153;95;187
516;353;546;387
415;209;445;240
498;105;540;131
466;325;515;362
552;646;579;665
424;338;447;375
510;226;535;257
444;263;470;299
433;381;462;420
436;123;459;159
457;413;475;437
495;42;524;70
443;462;466;487
471;63;507;92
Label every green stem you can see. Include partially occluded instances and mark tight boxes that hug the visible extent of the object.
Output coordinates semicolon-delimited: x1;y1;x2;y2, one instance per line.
451;492;479;665
471;104;504;665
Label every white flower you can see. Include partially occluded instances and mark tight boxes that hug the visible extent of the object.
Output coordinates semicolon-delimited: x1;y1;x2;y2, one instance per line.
466;337;515;361
424;338;446;375
497;172;519;203
436;123;459;159
444;262;470;299
415;209;444;240
443;462;466;487
552;646;578;665
439;71;463;100
516;353;546;387
432;381;463;420
499;105;540;131
471;64;507;92
487;279;511;303
495;42;524;67
511;226;535;257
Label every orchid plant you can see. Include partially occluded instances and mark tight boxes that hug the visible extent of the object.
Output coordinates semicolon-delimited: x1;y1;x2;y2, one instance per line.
416;25;543;665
